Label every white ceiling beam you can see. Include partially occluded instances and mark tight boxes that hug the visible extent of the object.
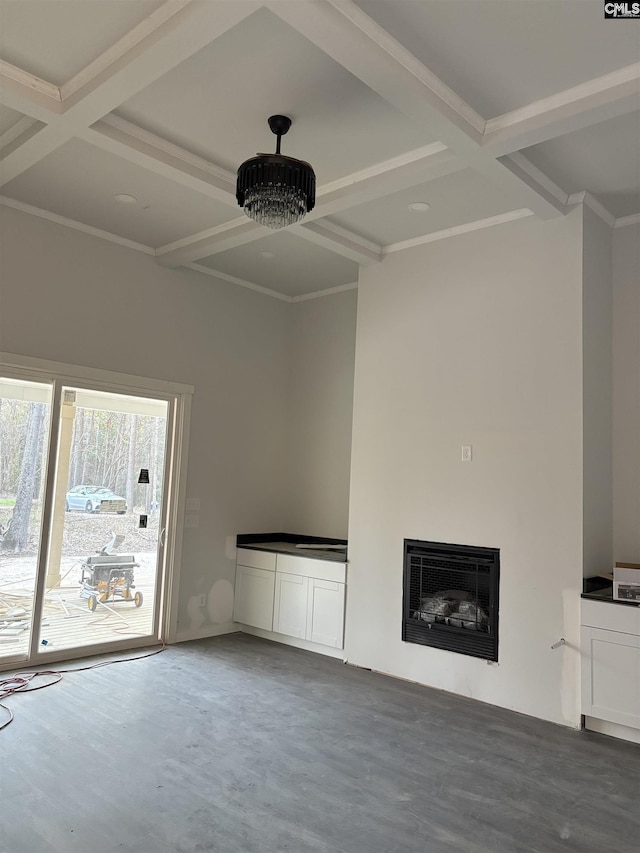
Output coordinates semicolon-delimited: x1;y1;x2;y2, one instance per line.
0;61;62;119
482;63;640;156
82;115;237;205
268;0;566;219
0;0;260;186
0;116;41;155
156;218;268;266
292;220;382;265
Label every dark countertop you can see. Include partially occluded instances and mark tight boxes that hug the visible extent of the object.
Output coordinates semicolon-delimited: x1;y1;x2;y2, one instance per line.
237;532;348;563
581;586;639;607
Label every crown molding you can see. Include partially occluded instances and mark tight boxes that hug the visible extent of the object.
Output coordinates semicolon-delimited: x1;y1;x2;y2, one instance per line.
187;263;292;302
614;213;640;229
291;282;358;303
0;196;156;255
567;191;616;228
384;209;534;254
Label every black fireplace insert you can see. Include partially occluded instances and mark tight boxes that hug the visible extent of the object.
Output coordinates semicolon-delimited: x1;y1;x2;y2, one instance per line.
402;539;500;661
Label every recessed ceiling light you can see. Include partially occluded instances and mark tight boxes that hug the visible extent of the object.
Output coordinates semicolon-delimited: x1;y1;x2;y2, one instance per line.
114;193;137;206
259;251;276;259
408;202;431;213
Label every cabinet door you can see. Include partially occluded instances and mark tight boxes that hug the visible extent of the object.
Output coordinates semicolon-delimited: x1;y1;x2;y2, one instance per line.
273;572;308;638
581;626;640;728
233;565;275;630
307;579;345;648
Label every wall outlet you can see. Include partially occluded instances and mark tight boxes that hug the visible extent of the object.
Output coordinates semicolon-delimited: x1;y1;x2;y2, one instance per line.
461;445;473;462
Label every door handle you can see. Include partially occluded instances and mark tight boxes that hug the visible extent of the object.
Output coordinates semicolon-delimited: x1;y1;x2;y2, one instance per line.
159;527;166;547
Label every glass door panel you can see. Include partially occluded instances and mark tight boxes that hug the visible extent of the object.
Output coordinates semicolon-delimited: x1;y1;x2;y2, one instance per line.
38;387;169;656
0;378;52;661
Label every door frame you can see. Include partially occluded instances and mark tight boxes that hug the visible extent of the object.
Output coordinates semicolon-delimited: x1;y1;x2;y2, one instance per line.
0;351;193;670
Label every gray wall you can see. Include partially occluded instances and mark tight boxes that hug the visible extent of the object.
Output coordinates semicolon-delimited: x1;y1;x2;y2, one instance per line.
284;289;357;539
0;206;291;638
347;211;585;726
612;223;640;562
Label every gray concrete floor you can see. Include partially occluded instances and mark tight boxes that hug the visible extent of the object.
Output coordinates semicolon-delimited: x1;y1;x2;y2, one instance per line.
1;633;639;853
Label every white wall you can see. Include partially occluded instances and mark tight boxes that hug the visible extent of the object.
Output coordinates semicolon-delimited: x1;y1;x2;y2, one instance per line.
0;206;291;639
612;222;640;562
582;206;613;576
284;289;357;539
346;211;584;727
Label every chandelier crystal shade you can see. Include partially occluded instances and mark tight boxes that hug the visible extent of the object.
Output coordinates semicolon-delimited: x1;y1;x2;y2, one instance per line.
236;116;316;230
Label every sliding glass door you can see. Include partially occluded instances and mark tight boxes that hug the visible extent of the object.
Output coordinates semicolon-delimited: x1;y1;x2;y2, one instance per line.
0;365;185;668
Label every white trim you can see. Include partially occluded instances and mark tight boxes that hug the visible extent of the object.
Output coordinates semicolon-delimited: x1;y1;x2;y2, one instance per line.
293;220;382;265
0;196;156;255
0;116;40;152
0;352;194;397
95;114;237;190
323;0;485;137
567;191;616;228
156;216;259;257
485;62;640;136
0;60;61;102
584;716;640;744
164;393;192;644
238;624;345;659
318;143;448;199
615;213;640;229
187;263;292;302
384;209;535;254
291;282;358;303
504;152;569;206
59;0;194;102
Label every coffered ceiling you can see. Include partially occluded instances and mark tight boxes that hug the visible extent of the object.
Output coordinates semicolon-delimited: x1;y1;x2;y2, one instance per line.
1;0;638;300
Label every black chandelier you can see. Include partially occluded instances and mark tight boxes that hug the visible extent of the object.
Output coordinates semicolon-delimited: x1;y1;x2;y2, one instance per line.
236;115;316;230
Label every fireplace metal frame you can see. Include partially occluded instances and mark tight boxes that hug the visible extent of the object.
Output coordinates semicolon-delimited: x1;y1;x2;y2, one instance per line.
402;539;500;661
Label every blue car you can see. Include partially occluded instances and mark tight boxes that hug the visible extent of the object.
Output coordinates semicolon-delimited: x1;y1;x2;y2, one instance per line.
65;485;127;514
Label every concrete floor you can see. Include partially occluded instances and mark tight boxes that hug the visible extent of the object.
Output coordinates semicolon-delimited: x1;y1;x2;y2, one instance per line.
1;633;638;853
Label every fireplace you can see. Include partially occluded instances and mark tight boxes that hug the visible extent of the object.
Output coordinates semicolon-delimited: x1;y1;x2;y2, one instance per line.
402;539;500;661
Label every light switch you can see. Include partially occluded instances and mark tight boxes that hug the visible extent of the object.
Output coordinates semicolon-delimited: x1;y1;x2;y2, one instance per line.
186;497;200;512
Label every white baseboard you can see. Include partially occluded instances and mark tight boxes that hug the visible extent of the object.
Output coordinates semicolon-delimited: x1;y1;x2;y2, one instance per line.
584;716;640;744
237;624;345;659
175;623;240;643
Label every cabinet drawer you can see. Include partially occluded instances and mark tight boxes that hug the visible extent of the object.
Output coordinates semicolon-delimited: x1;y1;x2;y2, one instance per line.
581;599;640;635
276;553;346;583
236;547;276;571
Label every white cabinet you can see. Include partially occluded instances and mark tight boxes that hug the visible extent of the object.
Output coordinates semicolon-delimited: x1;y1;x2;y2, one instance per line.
273;572;308;638
307;578;345;648
235;546;347;652
581;600;640;732
233;565;276;631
